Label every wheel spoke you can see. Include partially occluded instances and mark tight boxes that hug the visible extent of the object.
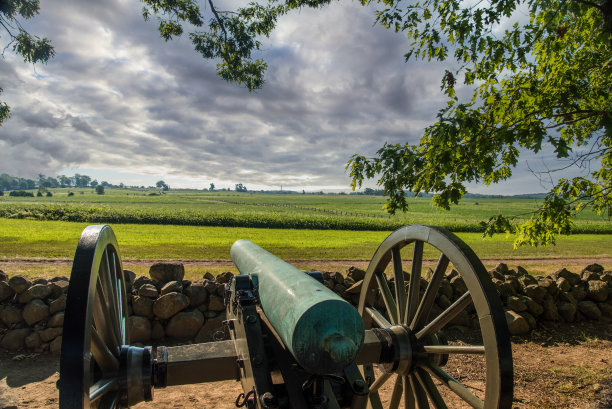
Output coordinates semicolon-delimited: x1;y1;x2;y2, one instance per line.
403;375;415;409
389;375;403;409
420;361;484;409
364;365;384;409
414;368;448;409
98;391;119;409
410;254;449;331
365;307;392;329
409;373;430;409
376;273;398;325
415;291;472;340
99;256;122;348
91;326;119;374
89;378;118;402
405;241;423;325
93;281;120;354
392;247;407;323
369;372;393;393
111;251;126;344
422;345;485;355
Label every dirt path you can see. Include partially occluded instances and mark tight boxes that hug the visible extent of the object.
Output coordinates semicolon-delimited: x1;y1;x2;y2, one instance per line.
1;322;611;409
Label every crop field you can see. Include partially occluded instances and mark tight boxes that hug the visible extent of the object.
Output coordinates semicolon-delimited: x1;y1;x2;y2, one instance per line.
0;188;611;233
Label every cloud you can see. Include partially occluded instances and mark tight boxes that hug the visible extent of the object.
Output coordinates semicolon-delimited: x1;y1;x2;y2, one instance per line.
0;0;566;193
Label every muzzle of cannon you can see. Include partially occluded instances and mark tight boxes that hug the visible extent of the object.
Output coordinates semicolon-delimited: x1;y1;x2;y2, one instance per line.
58;224;514;409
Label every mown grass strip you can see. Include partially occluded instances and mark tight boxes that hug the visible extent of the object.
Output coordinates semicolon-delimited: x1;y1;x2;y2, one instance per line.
1;219;611;261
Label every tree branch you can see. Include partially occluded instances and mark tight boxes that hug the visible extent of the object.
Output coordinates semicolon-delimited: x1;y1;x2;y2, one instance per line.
207;0;227;42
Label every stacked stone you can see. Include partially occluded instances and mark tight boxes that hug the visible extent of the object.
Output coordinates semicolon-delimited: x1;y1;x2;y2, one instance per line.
489;263;612;335
126;263;230;345
0;270;67;353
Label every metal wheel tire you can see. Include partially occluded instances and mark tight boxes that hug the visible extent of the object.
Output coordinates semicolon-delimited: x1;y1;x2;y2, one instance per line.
60;225;129;408
358;225;513;409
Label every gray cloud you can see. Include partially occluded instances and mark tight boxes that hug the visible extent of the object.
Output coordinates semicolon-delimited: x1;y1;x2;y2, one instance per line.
0;0;564;192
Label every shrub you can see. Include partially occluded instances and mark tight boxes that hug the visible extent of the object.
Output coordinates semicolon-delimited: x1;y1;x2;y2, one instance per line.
36;191;43;197
95;185;105;195
9;190;34;197
68;192;74;197
46;191;53;197
0;190;3;196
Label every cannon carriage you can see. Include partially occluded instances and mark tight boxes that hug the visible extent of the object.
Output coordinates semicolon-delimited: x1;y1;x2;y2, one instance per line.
58;224;513;409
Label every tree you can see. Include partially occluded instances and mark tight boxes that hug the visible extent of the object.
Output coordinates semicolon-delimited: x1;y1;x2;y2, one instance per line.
145;0;611;246
95;184;105;195
209;183;215;191
156;180;169;191
90;180;98;188
0;0;54;126
235;183;247;192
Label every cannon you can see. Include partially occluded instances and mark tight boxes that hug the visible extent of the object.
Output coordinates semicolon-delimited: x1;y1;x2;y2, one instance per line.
58;224;513;409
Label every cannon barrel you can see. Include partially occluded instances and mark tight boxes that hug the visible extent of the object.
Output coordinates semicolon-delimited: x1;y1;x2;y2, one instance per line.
230;239;365;374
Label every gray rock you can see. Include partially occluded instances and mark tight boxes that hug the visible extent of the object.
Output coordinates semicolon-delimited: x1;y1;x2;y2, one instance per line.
33;278;48;285
151;321;165;340
578;300;602;320
138;283;159;299
556;277;571;293
133;275;156;290
25;332;42;349
552;268;581;286
437;294;452;309
344;277;355;287
523;284;548;303
165;310;205;339
204;310;217;318
0;281;14;302
132;296;154;318
48;281;68;298
19;284;52;303
128;316;151;342
203;272;215;281
207;295;225;312
506;296;528;312
516;266;529;276
216;283;226;297
0;305;23;324
215;272;234;284
523;297;544;317
40;327;63;342
149;263;185;284
558;302;577;322
8;275;31;294
489;269;505;281
505;310;530;335
518;311;537;329
538;278;558;297
184;283;209;307
600;271;612;285
496;281;516;297
570;285;587;302
50;336;62;355
0;328;31;351
558;290;577;306
153;292;189;320
49;294;67;314
495;263;509;275
587;280;608;302
347;266;366;282
161;281;183;296
195;314;227;343
344;280;363;295
202;279;217;294
123;269;136;284
450;276;467;296
582;263;604;276
0;269;7;281
517;274;537;289
48;312;65;327
541;296;560;321
439;279;453;300
504;276;521;293
599;302;612;318
334;283;347;295
23;299;50;326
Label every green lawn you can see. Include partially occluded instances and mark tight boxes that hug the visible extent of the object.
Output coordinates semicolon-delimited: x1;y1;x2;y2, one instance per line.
1;218;611;261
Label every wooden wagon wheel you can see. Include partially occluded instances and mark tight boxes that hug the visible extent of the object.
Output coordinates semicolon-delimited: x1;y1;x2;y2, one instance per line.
358;225;513;409
59;225;152;409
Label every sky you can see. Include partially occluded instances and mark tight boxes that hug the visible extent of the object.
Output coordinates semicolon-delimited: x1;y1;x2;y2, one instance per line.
0;0;586;193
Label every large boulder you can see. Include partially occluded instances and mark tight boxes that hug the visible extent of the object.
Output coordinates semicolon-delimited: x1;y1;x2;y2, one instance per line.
161;281;182;296
132;296;154;318
195;314;227;343
40;327;63;342
48;281;69;298
523;285;548;304
578;301;602;320
48;312;65;328
128;316;151;342
18;284;52;303
165;310;205;340
153;292;189;320
347;267;366;282
207;295;225;312
49;294;67;314
25;332;42;350
587;280;608;302
133;275;156;291
138;284;159;299
215;272;234;284
149;263;185;284
0;281;14;302
8;275;31;294
505;310;530;335
50;336;62;355
551;268;581;286
541;296;560;321
22;299;50;325
0;305;23;325
0;328;31;351
184;283;209;307
506;296;528;312
0;270;7;281
558;302;577;322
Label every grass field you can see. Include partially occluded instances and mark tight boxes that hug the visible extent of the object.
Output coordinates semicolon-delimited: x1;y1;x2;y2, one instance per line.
1;188;611;233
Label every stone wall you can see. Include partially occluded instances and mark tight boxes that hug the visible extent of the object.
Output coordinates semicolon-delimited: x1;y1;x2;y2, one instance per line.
1;262;611;353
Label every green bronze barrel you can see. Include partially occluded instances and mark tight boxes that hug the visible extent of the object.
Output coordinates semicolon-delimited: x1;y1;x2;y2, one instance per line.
230;239;365;374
